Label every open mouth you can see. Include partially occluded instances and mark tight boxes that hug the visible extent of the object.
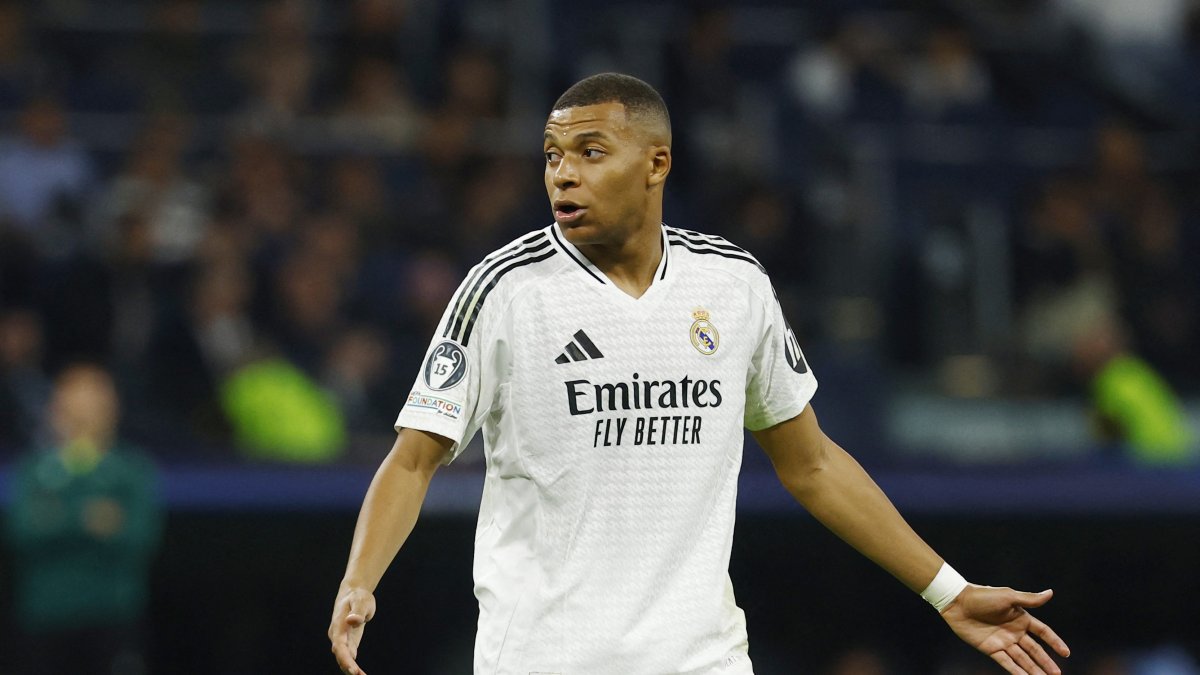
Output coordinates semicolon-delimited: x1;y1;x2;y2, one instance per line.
554;202;587;223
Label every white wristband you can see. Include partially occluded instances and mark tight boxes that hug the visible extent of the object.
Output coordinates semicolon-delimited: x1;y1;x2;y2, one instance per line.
920;562;969;612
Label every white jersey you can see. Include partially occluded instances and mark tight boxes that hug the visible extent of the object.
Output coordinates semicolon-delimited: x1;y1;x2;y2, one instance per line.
396;223;817;675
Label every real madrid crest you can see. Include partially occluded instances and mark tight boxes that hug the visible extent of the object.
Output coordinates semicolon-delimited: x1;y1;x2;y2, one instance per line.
690;308;719;355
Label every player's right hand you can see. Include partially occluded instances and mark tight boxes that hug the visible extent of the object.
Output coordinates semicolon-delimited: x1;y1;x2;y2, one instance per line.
329;586;377;675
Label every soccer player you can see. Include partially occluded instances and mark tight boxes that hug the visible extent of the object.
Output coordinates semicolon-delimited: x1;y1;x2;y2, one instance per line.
329;73;1070;675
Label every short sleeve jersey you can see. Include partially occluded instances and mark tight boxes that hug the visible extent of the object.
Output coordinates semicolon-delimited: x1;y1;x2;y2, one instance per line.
396;223;817;675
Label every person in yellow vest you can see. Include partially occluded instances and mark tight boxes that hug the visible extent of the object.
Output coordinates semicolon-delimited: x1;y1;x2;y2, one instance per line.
1073;313;1194;464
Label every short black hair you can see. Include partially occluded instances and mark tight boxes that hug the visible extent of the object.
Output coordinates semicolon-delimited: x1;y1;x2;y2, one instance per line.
551;73;671;142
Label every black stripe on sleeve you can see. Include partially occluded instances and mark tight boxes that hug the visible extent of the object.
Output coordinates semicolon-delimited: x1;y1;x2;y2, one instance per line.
573;330;604;358
458;249;558;346
443;232;547;338
448;238;552;341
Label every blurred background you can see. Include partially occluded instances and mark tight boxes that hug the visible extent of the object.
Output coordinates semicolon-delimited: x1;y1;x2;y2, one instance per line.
0;0;1197;672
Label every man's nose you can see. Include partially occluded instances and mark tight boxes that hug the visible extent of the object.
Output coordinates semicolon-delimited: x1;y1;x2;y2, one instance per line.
552;157;579;189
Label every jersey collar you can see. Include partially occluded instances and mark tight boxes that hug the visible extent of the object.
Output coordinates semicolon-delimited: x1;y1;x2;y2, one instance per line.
549;222;671;287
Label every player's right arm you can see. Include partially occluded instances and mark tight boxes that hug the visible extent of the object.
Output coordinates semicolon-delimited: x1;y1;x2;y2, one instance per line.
329;428;453;675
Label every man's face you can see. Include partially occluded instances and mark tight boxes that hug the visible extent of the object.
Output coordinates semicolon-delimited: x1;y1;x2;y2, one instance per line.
543;102;658;247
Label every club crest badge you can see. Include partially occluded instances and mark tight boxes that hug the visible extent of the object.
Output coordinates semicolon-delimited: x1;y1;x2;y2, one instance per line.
690;308;719;355
423;340;468;391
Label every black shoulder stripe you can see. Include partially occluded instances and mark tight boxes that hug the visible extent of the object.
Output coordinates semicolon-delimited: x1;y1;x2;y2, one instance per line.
446;237;552;340
666;234;766;273
551;225;606;285
443;232;548;338
666;227;756;258
458;249;558;345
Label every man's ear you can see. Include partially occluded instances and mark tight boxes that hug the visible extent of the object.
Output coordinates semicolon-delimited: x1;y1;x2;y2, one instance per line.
648;146;671;187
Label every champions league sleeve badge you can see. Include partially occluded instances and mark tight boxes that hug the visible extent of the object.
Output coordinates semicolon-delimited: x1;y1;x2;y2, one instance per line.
690;308;719;355
423;340;469;391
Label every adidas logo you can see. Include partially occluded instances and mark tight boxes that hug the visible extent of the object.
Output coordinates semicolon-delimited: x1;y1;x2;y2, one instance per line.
555;330;605;364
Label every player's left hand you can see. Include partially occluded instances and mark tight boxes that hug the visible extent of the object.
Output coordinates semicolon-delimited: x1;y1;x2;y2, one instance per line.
329;586;376;675
940;585;1070;675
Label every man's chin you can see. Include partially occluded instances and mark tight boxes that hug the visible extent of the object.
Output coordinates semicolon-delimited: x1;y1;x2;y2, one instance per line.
559;221;600;244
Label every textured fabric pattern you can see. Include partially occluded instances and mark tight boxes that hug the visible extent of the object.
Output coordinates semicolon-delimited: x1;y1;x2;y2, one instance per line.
396;224;817;674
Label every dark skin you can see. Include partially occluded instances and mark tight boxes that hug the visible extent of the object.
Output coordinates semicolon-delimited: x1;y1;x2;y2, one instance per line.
543;102;670;298
330;101;1071;675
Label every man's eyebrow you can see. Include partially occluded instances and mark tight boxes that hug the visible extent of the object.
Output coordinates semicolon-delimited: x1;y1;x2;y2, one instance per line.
543;129;613;145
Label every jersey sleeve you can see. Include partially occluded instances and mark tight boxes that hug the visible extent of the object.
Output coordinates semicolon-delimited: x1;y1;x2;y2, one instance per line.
743;282;818;431
394;271;508;464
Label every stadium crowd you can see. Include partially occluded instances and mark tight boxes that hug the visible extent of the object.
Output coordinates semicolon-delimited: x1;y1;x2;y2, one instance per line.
0;0;1198;464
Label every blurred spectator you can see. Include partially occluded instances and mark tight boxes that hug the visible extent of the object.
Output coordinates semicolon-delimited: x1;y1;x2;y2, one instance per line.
1108;187;1200;387
1053;0;1189;104
323;325;395;441
1185;3;1200;112
663;6;743;189
3;363;163;675
400;249;462;341
785;13;906;125
0;2;47;108
1084;122;1200;386
220;134;304;244
142;258;257;452
902;23;995;121
1076;313;1194;464
232;0;320;135
325;155;401;252
93;114;210;266
104;214;161;371
1090;122;1155;227
329;56;422;148
137;0;214;112
1012;161;1194;459
665;6;738;120
1012;175;1114;392
787;20;863;122
0;309;51;452
335;0;410;72
451;157;538;261
269;242;348;373
0;96;93;253
440;46;507;120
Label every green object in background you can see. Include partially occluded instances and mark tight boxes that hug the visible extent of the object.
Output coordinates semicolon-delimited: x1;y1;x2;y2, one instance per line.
1092;354;1195;464
220;358;346;463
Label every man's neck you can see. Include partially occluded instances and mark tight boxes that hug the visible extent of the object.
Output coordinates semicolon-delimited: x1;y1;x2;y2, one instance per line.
576;222;663;299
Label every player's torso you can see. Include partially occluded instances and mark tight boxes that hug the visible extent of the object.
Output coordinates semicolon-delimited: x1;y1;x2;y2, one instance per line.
502;267;758;492
478;253;764;672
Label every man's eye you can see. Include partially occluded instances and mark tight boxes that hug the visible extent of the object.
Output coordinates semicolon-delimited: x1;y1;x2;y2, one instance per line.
583;148;604;159
545;151;560;163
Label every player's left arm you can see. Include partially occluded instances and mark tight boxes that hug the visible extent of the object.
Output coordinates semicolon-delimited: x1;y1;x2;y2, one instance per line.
753;404;1071;675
